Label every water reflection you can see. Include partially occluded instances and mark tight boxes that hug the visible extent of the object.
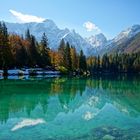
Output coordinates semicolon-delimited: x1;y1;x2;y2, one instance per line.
0;77;87;123
0;76;140;139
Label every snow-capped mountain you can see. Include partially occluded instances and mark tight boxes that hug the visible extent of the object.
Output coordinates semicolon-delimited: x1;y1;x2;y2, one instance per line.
5;19;92;55
105;25;140;49
86;33;107;48
95;25;140;55
114;25;140;43
85;33;108;56
4;20;140;56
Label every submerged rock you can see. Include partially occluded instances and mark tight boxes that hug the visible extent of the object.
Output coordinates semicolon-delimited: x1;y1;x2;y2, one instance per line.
103;134;115;140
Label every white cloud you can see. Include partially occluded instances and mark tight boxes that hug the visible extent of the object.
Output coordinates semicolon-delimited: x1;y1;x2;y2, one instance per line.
11;118;46;131
9;9;45;23
83;21;101;32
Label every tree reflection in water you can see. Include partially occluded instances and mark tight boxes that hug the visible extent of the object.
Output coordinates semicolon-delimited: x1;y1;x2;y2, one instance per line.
0;75;140;139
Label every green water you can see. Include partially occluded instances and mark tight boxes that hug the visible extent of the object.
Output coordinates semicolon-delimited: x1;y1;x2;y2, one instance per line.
0;76;140;140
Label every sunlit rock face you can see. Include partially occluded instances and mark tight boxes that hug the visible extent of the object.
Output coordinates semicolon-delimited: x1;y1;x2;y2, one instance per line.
5;20;92;55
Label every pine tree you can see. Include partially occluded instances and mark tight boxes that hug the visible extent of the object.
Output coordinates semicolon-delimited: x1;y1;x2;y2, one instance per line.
71;46;78;71
25;29;31;41
65;42;72;71
97;55;100;72
58;39;66;67
0;22;14;74
39;33;51;67
79;50;87;72
102;54;109;71
16;45;28;67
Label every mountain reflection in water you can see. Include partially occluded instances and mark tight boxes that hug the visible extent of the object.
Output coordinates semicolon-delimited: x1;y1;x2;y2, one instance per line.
0;75;140;140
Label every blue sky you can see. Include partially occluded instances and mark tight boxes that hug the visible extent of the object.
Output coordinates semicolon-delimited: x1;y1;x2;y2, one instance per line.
0;0;140;39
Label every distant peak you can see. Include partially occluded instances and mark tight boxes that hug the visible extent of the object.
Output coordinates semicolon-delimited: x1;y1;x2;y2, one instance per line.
95;33;106;38
88;33;107;40
64;28;70;32
43;19;53;22
130;24;140;32
71;29;76;33
42;19;48;22
123;24;140;33
131;24;140;28
42;19;57;25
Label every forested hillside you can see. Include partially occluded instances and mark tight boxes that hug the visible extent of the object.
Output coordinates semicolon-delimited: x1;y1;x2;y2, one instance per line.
0;22;140;74
0;22;87;74
110;32;140;54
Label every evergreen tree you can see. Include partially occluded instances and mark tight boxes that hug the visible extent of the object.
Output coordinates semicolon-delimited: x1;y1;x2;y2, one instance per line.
0;22;14;74
97;55;100;72
71;46;78;71
102;54;109;72
16;45;28;67
39;33;51;66
133;55;140;72
41;33;49;49
58;39;66;67
65;42;72;71
79;50;87;72
25;29;31;41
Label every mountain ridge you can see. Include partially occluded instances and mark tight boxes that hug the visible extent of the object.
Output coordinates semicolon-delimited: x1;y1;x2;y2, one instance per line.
5;19;93;55
4;20;140;55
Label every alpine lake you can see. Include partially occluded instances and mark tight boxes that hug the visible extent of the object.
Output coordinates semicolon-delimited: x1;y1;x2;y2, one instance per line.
0;75;140;140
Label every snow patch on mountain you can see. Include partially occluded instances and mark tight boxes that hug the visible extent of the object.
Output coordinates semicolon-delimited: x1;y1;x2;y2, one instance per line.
86;33;107;48
5;19;93;55
96;24;140;55
4;19;140;56
113;25;140;44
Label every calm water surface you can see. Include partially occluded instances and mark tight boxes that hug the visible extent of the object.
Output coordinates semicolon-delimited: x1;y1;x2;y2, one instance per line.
0;75;140;140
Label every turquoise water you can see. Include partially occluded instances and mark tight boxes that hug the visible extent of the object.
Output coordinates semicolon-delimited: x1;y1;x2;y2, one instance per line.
0;76;140;140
